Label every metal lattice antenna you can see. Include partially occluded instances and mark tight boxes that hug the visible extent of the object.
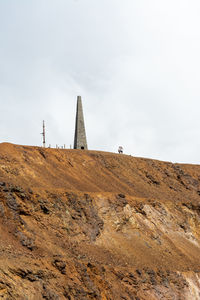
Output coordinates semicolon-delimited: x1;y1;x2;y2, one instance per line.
41;120;46;148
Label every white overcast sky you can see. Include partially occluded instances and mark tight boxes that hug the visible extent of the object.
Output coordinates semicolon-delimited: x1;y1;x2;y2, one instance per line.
0;0;200;163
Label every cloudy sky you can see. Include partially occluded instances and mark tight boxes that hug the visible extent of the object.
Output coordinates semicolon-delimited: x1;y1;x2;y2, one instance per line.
1;0;200;163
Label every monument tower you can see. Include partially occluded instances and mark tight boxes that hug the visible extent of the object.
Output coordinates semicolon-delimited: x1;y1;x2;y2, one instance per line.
73;96;88;150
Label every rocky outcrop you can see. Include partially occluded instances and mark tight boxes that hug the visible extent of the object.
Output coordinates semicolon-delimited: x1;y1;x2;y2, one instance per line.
0;143;200;299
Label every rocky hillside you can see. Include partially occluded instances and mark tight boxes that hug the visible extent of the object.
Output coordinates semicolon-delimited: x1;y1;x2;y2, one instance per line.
0;143;200;299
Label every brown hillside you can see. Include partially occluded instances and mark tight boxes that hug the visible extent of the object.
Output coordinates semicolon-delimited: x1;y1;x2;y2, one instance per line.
0;143;200;299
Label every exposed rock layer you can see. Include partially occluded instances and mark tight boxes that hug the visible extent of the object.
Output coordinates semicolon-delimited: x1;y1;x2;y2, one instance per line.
0;143;200;299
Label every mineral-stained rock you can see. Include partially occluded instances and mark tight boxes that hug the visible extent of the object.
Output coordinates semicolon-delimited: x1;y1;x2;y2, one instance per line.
15;231;36;250
6;194;19;211
0;143;199;299
52;256;66;274
0;203;4;217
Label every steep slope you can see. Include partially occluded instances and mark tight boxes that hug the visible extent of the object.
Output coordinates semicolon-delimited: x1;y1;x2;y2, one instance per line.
0;143;200;299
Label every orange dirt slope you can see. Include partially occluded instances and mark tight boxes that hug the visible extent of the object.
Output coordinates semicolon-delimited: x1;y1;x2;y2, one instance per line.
0;143;200;299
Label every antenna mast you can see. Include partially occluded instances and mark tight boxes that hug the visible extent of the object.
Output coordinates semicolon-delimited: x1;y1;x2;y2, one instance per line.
41;120;46;148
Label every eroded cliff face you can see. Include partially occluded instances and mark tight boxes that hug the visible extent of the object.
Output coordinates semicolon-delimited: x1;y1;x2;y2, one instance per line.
0;143;200;299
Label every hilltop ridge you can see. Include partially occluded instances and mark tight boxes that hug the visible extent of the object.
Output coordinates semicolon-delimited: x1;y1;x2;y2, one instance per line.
0;142;199;197
0;143;200;299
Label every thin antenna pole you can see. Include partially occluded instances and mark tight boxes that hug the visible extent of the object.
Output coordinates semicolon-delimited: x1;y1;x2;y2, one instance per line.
41;120;46;148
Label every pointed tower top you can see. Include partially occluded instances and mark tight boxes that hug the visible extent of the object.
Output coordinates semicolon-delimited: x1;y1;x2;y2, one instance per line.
73;96;88;150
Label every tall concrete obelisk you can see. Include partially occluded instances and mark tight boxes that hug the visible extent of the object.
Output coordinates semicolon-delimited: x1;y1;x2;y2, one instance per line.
73;96;88;150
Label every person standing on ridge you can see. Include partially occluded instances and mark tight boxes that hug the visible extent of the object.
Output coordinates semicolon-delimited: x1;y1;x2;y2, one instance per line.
118;146;123;154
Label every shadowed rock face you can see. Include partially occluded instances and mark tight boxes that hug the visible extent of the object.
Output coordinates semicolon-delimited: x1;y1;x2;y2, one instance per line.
0;143;200;299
